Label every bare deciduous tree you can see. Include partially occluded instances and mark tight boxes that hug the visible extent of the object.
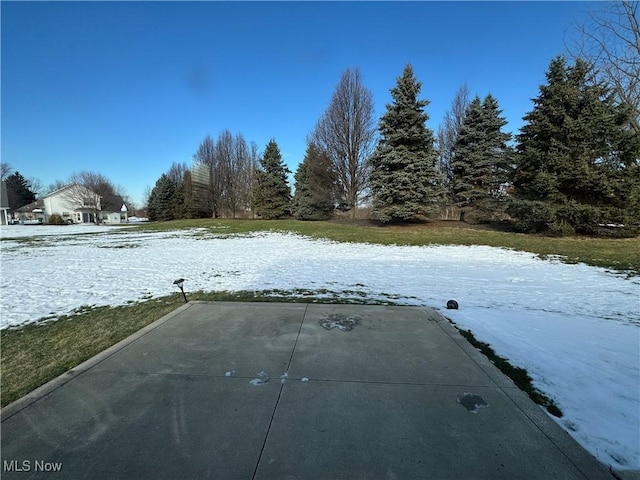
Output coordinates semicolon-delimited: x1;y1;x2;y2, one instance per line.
192;134;219;217
568;0;640;132
27;177;43;198
166;162;189;185
312;67;376;219
68;171;117;196
216;130;237;217
45;180;68;196
191;131;259;218
231;133;257;216
142;185;153;211
0;162;12;181
437;83;470;220
245;142;261;218
64;171;120;223
437;83;470;182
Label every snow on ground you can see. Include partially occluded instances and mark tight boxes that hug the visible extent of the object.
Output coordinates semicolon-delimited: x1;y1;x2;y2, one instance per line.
1;225;638;470
0;224;130;238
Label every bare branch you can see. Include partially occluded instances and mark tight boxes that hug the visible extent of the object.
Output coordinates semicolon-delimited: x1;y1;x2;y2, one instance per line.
191;132;257;218
567;0;640;132
27;177;43;198
311;68;376;217
62;171;120;223
166;162;188;184
437;82;470;182
0;162;12;181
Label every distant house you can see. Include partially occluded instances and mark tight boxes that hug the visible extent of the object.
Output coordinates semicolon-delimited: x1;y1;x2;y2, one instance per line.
12;199;46;224
12;184;128;224
0;181;10;225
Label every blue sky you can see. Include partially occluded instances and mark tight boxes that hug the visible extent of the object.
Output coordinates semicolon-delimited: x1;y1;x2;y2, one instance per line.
2;1;597;207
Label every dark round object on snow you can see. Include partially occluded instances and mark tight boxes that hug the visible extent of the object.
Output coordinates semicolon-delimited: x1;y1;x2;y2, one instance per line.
446;300;459;310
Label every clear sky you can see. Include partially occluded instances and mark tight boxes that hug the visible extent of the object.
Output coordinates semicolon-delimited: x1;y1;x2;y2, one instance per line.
2;1;597;207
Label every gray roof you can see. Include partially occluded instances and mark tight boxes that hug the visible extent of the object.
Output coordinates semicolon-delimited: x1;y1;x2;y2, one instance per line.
13;199;44;213
101;194;126;212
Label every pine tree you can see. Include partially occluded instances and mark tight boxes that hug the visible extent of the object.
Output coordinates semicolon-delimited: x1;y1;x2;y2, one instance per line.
180;170;195;219
510;56;639;235
437;83;470;220
293;143;336;220
451;94;512;221
5;171;36;210
147;174;176;222
369;64;442;223
252;139;291;219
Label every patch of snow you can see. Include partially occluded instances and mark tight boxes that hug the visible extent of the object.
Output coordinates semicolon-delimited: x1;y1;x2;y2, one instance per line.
0;228;638;470
249;371;270;386
0;224;129;238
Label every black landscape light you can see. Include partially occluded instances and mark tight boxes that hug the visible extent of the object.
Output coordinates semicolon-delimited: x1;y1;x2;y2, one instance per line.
173;278;188;303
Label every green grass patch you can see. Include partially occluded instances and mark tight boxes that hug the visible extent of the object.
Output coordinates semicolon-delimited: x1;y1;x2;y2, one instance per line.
1;294;184;407
0;290;396;407
457;328;563;417
134;218;640;274
4;218;635;407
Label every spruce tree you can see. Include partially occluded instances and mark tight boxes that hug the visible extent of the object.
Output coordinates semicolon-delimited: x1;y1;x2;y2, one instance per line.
369;64;442;223
293;143;336;220
252;139;291;219
5;172;36;210
451;94;511;221
510;56;639;235
147;174;176;222
180;170;195;219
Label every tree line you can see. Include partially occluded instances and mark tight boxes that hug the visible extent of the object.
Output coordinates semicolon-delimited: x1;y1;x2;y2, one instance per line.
143;1;640;235
2;2;636;236
148;57;638;236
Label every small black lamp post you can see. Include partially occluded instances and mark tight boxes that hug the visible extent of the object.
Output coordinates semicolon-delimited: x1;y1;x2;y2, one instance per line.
174;278;188;303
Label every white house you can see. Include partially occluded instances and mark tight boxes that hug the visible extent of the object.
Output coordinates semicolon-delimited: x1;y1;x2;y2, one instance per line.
0;181;10;225
13;184;128;224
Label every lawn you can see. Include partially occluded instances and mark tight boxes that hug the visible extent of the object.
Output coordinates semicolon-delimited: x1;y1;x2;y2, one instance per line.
2;218;637;407
1;218;638;470
138;218;640;274
1;290;318;407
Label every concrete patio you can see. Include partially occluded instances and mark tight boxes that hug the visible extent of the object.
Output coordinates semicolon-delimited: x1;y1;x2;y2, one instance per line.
1;302;614;479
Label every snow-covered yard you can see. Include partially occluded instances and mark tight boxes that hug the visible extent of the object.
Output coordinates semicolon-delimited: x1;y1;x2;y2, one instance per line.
1;224;638;471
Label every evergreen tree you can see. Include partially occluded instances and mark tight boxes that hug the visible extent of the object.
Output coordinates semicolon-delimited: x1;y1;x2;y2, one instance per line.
252;139;291;219
180;170;195;219
147;174;176;222
369;64;442;223
293;143;336;220
5;171;36;210
451;94;512;221
510;56;639;235
170;170;196;220
173;179;186;219
437;83;470;220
